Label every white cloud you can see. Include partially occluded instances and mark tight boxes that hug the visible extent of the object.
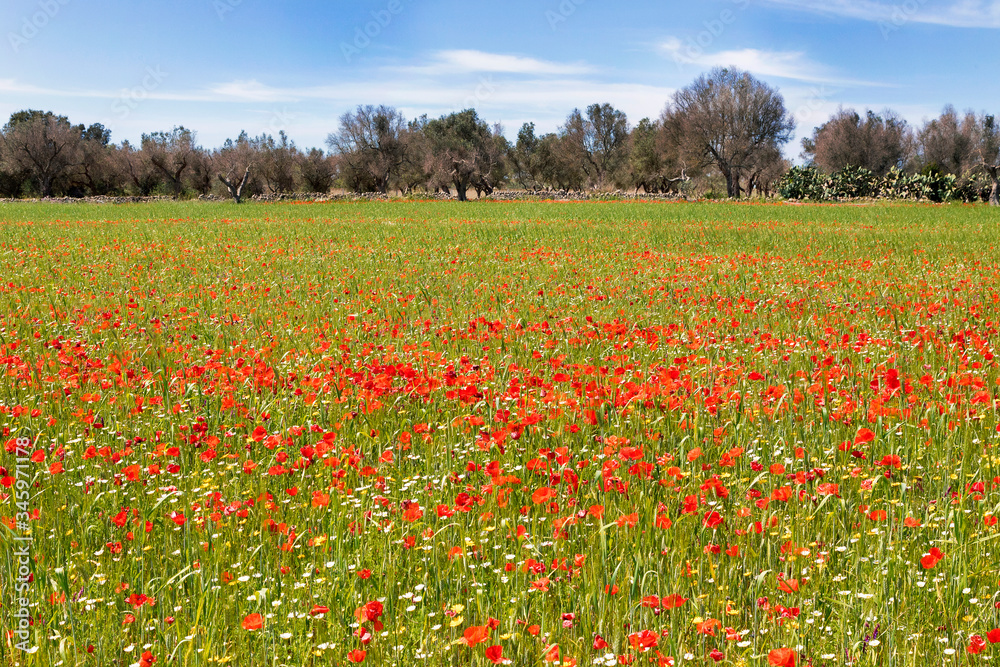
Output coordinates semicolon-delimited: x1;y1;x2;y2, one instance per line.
760;0;1000;28
411;50;595;76
0;70;676;148
659;39;884;87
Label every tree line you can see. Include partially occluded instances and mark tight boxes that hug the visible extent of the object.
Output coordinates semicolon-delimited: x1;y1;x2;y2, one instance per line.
1;67;997;204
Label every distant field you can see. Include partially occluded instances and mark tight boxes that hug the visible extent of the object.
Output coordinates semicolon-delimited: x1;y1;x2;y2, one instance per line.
3;200;1000;667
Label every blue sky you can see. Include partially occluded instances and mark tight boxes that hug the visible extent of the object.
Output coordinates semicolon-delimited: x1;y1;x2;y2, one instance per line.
2;0;998;156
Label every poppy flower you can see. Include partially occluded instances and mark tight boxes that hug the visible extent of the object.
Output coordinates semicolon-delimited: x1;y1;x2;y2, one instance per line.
855;428;876;445
309;605;330;616
987;628;1000;643
777;578;800;594
242;613;263;631
485;645;511;664
920;547;944;569
347;649;367;663
462;625;490;647
402;504;424;522
661;594;688;609
628;629;659;651
878;455;902;469
532;487;556;504
969;635;987;654
817;483;839;497
696;618;721;636
768;648;796;667
356;600;384;623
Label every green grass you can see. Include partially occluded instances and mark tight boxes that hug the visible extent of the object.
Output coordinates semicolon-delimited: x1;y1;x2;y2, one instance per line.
1;200;999;667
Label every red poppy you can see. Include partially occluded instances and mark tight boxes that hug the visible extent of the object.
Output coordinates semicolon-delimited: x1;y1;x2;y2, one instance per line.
628;629;659;651
920;547;944;569
777;578;800;594
696;618;721;636
242;613;263;631
855;428;875;445
463;625;490;647
485;645;511;664
878;455;902;469
532;487;556;504
347;649;367;663
356;600;384;623
661;594;688;609
969;635;987;654
768;648;796;667
817;483;839;497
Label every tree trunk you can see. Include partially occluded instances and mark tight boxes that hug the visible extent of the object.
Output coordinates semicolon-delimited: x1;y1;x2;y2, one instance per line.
724;169;741;199
990;168;999;206
219;166;251;204
40;174;54;198
454;179;468;201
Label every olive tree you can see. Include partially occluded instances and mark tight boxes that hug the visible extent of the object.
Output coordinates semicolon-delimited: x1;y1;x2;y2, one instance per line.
215;132;258;203
327;105;408;194
979;114;1000;206
562;103;630;189
918;106;979;177
664;68;794;198
423;109;508;201
0;110;82;197
142;126;200;195
803;108;913;176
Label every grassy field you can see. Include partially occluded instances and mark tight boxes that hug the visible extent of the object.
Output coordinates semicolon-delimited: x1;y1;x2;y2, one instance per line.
2;199;1000;667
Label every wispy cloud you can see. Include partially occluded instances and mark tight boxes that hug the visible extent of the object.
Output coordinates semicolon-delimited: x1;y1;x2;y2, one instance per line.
0;71;676;138
760;0;1000;28
659;39;886;87
401;50;595;76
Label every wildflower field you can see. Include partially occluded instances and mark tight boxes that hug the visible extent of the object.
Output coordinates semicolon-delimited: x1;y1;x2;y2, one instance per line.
3;200;1000;667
